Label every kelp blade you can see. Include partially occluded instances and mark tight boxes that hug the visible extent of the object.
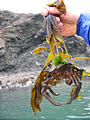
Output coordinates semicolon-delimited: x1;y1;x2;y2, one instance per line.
31;87;43;116
31;0;90;118
33;47;49;54
82;69;90;77
31;67;48;116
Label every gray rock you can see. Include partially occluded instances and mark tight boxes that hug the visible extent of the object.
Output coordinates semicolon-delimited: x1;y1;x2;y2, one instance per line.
0;10;90;74
0;80;2;85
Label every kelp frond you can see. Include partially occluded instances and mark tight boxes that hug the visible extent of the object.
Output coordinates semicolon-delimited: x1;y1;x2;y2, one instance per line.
31;0;90;118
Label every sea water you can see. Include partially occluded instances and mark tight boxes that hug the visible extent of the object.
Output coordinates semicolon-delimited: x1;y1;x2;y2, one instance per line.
0;79;90;120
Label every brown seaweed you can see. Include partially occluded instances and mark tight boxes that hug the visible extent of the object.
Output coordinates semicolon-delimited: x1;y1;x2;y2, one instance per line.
31;0;90;118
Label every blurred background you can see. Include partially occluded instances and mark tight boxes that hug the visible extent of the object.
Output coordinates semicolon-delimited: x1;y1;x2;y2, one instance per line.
0;0;90;14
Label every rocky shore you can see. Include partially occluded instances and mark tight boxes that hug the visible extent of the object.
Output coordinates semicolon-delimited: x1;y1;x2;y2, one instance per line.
0;10;90;91
0;66;90;91
0;71;40;91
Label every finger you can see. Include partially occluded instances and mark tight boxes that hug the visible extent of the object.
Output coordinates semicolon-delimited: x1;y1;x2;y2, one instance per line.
56;17;60;24
58;22;63;31
41;7;48;16
44;6;60;15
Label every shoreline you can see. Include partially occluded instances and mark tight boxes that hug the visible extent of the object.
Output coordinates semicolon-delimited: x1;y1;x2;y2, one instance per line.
0;71;40;91
0;66;90;91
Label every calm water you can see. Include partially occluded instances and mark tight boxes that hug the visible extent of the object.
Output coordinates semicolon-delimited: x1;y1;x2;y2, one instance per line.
0;79;90;120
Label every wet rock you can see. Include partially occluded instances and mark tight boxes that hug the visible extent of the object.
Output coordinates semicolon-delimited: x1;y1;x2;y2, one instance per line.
0;85;2;90
0;72;38;90
0;10;90;90
0;80;2;85
18;78;29;86
0;10;90;74
0;10;46;73
2;84;7;89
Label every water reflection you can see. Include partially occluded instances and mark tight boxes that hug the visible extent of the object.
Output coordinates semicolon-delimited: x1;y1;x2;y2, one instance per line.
67;115;90;119
0;79;90;120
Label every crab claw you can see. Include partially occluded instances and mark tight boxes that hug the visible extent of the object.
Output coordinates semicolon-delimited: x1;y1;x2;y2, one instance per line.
42;91;62;106
67;73;82;104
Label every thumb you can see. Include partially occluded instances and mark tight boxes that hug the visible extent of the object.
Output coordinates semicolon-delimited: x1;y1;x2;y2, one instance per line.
42;6;61;16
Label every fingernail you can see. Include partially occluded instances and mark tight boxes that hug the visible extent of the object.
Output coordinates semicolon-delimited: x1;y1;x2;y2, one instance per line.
56;17;60;22
41;8;48;16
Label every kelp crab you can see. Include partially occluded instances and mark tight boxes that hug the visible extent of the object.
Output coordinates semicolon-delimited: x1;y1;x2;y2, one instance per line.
41;62;83;105
31;0;90;117
31;51;90;116
31;60;84;116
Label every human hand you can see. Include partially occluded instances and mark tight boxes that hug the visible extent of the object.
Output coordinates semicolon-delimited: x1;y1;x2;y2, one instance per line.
41;6;80;36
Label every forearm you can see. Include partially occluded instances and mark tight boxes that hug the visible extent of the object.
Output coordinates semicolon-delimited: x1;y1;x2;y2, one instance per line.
76;13;90;46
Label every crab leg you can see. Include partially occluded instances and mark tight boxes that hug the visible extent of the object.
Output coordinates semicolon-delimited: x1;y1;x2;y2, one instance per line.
67;73;82;104
74;72;82;84
41;84;61;106
42;90;62;106
41;84;60;96
48;86;60;96
42;79;60;96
